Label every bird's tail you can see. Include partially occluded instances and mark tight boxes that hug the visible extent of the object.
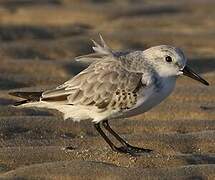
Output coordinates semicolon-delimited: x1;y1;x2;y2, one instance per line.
9;91;43;106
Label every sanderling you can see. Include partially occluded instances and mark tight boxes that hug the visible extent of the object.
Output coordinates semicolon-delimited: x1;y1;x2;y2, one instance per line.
9;35;209;155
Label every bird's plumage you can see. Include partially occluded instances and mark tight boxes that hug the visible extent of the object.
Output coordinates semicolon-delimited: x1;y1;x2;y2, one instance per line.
75;34;114;62
9;35;193;122
42;58;143;108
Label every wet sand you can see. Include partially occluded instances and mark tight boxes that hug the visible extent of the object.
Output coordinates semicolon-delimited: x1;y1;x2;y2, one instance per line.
0;0;215;179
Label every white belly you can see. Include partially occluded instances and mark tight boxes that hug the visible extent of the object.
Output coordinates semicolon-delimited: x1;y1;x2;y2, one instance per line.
117;77;176;118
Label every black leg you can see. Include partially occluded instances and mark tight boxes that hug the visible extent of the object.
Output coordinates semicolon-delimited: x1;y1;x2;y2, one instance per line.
65;122;118;152
102;120;152;154
94;122;137;154
94;122;119;152
102;120;128;146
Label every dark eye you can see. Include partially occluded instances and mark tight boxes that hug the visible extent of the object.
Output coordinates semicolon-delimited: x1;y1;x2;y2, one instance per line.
165;56;172;62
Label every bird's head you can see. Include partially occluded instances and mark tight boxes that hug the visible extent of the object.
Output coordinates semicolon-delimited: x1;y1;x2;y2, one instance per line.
143;45;209;86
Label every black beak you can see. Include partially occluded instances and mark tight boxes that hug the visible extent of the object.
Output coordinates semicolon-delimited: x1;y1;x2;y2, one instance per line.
181;66;209;86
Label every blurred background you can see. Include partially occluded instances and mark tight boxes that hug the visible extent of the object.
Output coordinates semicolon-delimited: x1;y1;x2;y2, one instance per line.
0;0;214;179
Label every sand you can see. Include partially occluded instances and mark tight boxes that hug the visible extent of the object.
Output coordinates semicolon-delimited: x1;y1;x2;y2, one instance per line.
0;0;214;179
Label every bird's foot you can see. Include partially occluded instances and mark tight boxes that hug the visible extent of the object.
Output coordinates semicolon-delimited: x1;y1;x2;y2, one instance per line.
113;145;152;155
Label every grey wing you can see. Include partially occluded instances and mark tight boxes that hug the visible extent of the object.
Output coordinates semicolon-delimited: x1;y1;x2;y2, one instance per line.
42;59;143;110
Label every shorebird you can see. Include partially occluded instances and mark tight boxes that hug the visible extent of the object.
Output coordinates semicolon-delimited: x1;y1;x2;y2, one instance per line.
9;35;209;155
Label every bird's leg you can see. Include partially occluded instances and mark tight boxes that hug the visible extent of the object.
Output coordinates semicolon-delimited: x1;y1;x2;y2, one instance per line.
65;122;116;151
102;120;128;146
102;120;152;154
94;122;123;153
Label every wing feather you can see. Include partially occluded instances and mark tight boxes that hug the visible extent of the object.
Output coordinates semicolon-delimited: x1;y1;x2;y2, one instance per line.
42;59;143;110
75;35;114;63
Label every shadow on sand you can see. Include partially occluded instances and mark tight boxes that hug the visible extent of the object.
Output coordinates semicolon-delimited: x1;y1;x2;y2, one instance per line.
112;5;186;19
0;24;91;41
1;0;61;12
0;77;26;90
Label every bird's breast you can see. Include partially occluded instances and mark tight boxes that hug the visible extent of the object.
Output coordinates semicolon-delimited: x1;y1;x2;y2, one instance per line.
144;77;176;109
120;76;176;118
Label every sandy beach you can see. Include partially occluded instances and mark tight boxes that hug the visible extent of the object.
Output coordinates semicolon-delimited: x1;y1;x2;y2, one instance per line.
0;0;214;179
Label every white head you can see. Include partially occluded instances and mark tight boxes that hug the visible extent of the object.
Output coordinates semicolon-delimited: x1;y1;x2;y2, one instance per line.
143;45;186;77
143;45;209;85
